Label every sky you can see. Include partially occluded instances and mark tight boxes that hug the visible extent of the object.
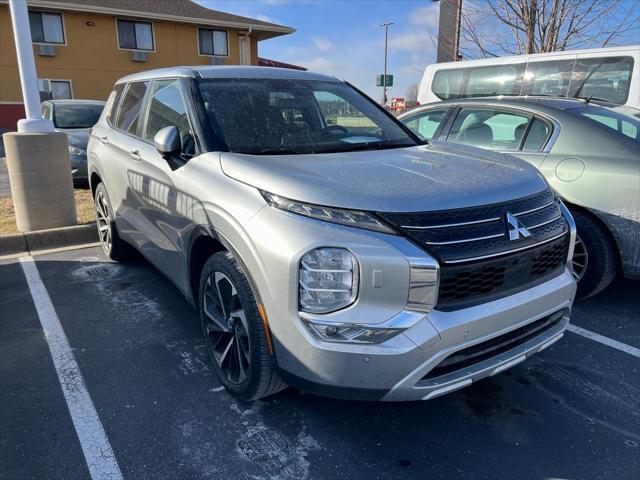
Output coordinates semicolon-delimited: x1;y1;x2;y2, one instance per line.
197;0;440;101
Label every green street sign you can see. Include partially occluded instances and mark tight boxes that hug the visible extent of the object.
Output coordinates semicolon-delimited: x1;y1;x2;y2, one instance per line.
376;74;394;87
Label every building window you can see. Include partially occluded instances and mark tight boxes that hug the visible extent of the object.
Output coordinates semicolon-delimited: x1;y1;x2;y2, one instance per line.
29;11;64;44
38;79;72;100
198;28;228;56
117;19;153;51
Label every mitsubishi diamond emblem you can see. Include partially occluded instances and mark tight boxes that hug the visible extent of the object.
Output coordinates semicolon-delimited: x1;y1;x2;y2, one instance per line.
504;212;531;241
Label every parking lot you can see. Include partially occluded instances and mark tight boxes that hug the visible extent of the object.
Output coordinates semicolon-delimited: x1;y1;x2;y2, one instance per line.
1;245;639;480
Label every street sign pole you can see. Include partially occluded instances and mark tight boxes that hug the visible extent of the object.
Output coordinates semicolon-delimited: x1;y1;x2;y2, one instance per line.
380;22;393;105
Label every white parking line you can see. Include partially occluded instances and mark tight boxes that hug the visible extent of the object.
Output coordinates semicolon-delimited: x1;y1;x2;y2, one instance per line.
567;323;640;358
19;257;123;480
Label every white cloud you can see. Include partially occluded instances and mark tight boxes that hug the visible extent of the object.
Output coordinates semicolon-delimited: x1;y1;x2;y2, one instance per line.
388;31;430;52
410;4;440;28
255;14;280;24
312;37;334;52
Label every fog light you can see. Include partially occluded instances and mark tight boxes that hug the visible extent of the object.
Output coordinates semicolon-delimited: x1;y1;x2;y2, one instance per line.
299;248;359;313
303;320;401;344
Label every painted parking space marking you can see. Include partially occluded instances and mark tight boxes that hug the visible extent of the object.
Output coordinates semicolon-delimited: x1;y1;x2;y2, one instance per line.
19;256;123;480
568;323;640;358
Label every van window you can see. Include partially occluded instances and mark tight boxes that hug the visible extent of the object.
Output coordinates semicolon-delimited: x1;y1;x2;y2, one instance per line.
466;64;524;97
401;108;450;140
143;79;195;156
447;108;530;150
115;81;149;135
432;69;464;100
522;60;575;97
569;56;634;104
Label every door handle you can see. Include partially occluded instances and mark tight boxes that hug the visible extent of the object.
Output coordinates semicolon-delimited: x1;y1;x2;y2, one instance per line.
129;150;141;161
98;135;109;144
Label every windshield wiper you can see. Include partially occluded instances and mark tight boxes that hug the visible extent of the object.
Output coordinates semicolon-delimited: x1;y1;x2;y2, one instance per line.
321;142;415;153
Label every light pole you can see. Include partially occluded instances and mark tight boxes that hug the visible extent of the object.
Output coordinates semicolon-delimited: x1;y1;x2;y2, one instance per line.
3;0;77;232
380;22;393;105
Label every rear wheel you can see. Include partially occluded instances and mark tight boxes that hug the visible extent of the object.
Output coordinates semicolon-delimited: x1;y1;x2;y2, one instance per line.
94;183;132;261
199;251;286;401
570;209;618;300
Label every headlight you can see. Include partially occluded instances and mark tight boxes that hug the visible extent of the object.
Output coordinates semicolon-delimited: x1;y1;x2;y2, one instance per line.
299;248;359;314
68;145;86;156
262;191;395;234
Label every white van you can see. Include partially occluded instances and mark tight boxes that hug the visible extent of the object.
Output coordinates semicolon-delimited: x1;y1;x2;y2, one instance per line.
417;45;640;109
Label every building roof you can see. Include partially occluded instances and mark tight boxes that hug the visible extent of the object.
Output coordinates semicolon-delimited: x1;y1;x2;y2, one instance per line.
15;0;295;39
257;57;307;71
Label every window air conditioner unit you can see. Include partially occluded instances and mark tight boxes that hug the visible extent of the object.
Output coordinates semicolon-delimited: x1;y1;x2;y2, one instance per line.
37;45;57;57
131;50;147;62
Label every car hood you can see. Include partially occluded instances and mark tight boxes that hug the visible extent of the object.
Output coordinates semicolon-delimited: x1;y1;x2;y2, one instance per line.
220;141;549;212
58;128;89;147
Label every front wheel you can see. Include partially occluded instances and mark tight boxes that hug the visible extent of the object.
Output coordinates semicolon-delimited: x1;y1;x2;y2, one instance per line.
199;251;286;401
94;183;132;261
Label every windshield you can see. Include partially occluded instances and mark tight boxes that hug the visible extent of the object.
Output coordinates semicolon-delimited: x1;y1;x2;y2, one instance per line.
53;104;104;129
197;78;418;154
567;105;640;141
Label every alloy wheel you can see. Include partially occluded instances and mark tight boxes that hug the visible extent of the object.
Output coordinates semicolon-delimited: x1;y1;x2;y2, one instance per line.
202;271;251;385
572;234;589;281
95;191;112;254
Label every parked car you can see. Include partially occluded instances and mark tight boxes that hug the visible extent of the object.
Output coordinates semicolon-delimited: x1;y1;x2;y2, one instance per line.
41;99;106;184
88;67;576;401
399;97;639;299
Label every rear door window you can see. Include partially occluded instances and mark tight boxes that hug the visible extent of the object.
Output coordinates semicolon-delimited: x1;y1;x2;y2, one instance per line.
106;84;125;124
522;118;551;151
401;108;450;140
115;81;150;135
569;56;634;104
447;108;531;150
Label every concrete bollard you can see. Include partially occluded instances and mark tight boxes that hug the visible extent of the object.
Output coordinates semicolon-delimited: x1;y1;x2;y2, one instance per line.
3;131;77;232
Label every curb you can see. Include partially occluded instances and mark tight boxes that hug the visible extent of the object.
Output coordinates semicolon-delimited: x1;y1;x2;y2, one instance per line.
0;223;98;256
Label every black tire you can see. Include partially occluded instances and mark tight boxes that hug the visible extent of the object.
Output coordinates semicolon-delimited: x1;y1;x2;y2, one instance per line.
199;251;286;401
571;209;618;300
94;183;132;262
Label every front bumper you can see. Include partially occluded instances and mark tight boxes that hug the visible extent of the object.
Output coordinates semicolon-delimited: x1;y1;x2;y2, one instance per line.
245;206;576;401
69;153;88;181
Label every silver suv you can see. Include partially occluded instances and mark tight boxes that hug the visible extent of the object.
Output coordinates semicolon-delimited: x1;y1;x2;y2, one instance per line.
88;67;577;401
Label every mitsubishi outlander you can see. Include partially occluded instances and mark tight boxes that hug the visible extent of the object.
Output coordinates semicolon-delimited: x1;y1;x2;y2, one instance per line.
88;67;577;401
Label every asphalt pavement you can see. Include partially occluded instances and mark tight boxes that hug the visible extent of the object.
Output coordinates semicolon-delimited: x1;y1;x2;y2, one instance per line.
1;245;638;480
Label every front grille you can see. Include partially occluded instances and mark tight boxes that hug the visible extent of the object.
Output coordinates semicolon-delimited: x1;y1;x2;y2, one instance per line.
378;189;570;310
421;310;565;381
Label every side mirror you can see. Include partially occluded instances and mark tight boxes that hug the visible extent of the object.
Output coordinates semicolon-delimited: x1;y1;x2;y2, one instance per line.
154;126;181;159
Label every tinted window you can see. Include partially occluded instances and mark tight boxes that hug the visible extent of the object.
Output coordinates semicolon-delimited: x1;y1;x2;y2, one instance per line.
448;108;530;150
53;103;104;129
433;69;464;100
106;84;125;124
115;81;149;135
522;60;575;96
402;109;449;140
144;80;195;156
570;56;634;104
197;78;417;154
466;64;524;97
522;118;551;151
